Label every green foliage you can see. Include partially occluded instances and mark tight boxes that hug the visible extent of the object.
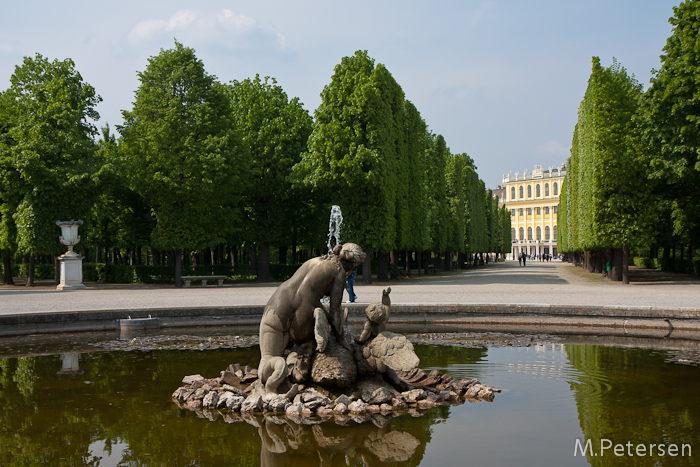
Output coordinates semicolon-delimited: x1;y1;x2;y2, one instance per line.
562;57;649;253
119;41;250;251
226;75;314;249
641;0;700;247
0;54;101;256
295;51;402;252
425;135;450;253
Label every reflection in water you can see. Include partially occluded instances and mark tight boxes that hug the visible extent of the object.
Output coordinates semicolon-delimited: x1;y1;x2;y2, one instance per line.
254;416;421;466
567;345;700;467
0;339;699;466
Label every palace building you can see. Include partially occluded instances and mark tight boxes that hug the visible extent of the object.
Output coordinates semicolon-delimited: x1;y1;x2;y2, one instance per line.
499;163;566;260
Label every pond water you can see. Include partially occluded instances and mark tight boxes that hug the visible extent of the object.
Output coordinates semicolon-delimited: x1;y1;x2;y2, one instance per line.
1;331;699;466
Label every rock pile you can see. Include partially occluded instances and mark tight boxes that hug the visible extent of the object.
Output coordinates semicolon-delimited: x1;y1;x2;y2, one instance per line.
172;363;499;424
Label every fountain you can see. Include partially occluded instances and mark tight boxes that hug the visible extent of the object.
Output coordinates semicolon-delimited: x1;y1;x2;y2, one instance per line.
326;205;343;255
172;243;498;425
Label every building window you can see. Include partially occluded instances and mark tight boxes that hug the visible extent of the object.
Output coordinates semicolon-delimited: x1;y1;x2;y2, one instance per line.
519;227;524;240
545;226;551;240
553;182;559;196
536;226;542;240
519;208;524;216
511;228;516;241
545;206;550;214
526;208;532;215
553;206;558;214
536;207;541;215
527;185;532;198
511;187;516;200
536;184;541;197
527;227;533;240
545;184;550;196
519;186;524;199
553;225;557;239
511;209;516;216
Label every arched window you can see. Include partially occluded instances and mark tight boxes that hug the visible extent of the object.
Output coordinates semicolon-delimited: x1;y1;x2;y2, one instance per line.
519;227;524;240
527;227;533;240
545;226;551;240
545;184;550;196
536;226;541;240
519;186;524;199
527;185;532;198
553;225;557;239
511;187;516;200
553;182;559;196
511;228;516;241
536;184;541;197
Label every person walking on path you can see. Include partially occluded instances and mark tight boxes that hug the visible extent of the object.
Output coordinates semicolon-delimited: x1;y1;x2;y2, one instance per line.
345;269;357;303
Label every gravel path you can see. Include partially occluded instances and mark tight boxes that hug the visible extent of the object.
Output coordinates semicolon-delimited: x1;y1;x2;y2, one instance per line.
1;261;699;315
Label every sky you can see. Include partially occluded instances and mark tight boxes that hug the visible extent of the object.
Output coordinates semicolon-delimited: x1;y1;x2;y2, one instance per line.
0;0;682;188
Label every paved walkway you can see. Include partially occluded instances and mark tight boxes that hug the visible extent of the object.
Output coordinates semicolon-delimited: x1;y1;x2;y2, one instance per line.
2;260;700;315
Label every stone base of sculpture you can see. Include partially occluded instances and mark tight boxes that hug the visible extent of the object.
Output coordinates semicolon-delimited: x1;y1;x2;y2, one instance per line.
173;362;498;425
57;251;85;290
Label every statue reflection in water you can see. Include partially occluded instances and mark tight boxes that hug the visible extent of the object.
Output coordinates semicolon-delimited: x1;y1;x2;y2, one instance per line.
255;415;421;467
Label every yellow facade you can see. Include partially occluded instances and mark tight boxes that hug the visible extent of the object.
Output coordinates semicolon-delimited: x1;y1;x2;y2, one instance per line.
499;164;566;259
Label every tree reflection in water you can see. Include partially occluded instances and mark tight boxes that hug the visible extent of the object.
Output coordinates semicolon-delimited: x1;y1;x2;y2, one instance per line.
0;347;449;466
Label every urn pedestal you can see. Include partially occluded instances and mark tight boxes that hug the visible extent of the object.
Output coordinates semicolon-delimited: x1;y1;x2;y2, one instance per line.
57;250;85;290
56;220;85;291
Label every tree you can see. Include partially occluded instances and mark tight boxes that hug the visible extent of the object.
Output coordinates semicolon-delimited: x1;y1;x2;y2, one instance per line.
294;50;403;283
425;135;450;266
226;75;313;281
119;41;249;286
0;54;101;285
562;57;648;282
641;0;700;254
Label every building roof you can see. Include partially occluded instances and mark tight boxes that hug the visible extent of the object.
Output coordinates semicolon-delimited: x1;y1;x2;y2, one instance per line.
502;163;566;184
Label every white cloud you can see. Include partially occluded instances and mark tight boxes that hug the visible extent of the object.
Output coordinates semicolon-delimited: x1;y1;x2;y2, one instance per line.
127;9;287;50
536;140;568;157
128;10;199;43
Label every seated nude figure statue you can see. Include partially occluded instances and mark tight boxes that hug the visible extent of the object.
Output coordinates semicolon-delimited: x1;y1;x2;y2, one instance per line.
258;243;366;394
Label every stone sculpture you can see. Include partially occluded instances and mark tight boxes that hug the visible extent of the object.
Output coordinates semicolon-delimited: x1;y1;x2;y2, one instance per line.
355;287;391;344
257;243;365;394
173;243;500;424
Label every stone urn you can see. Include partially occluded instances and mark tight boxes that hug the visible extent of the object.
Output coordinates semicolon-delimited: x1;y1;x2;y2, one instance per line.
56;220;85;290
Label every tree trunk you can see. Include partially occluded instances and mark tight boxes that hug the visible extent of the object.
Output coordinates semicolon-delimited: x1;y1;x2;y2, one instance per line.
405;251;411;274
622;245;630;284
611;248;623;282
390;250;398;280
54;255;60;285
153;248;161;266
3;254;14;285
278;245;287;265
257;243;271;282
416;250;422;274
26;253;35;287
586;251;595;273
362;246;372;284
174;249;183;287
377;251;389;281
248;246;258;276
594;251;603;274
